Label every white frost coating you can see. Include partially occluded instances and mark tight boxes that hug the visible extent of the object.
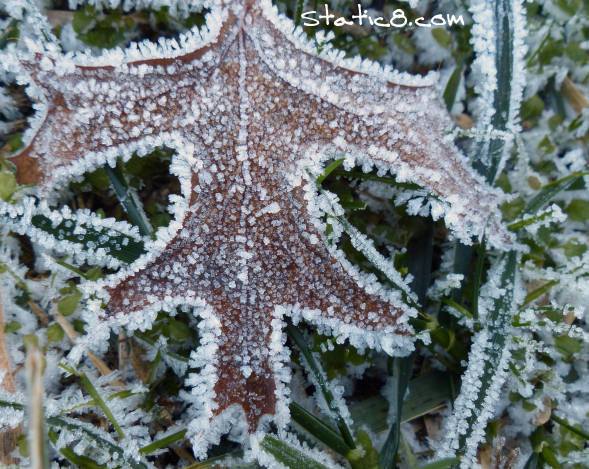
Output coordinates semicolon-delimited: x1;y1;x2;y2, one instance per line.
15;5;226;67
333;215;416;301
67;0;211;17
512;204;567;237
2;0;520;460
248;431;343;469
302;348;355;430
469;0;497;131
0;197;143;269
437;331;514;466
468;0;527;180
436;254;522;467
257;0;437;88
184;303;224;459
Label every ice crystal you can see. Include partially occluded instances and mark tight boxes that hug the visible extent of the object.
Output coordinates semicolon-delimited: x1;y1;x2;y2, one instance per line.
6;0;512;456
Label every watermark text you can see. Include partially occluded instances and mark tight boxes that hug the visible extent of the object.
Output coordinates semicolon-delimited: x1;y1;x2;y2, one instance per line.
301;4;464;29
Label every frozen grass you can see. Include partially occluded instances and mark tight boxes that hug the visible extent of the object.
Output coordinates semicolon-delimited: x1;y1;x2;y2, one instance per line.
0;0;588;468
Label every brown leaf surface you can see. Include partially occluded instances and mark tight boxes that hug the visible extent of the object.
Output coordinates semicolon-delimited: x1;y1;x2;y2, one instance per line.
9;1;510;438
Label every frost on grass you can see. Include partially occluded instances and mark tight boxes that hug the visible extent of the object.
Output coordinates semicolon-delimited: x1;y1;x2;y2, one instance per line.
4;0;514;458
437;253;522;468
435;0;529;464
0;197;144;268
467;0;527;181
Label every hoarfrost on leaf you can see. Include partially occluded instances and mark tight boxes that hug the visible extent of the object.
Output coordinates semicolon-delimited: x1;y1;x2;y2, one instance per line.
5;0;514;458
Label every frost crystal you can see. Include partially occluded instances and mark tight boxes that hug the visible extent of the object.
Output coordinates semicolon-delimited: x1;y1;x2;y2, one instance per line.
7;0;512;456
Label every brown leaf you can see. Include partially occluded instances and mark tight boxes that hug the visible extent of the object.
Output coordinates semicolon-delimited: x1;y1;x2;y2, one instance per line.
9;0;512;450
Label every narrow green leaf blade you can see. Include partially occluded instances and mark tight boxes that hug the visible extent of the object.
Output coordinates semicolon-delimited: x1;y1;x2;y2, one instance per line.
47;416;148;469
104;163;153;237
420;458;461;469
58;447;104;469
287;324;356;449
316;158;345;184
443;64;463;111
524;171;589;215
260;435;329;469
379;356;413;468
31;213;145;264
139;429;187;454
289;402;351;456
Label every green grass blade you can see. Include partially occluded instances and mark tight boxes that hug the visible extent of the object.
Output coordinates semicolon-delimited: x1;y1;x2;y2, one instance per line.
551;415;589;441
58;447;103;469
441;298;473;319
443;63;463;111
523;452;540;469
286;324;356;449
522;280;559;307
31;213;145;264
407;221;434;303
316;158;345;184
399;432;419;469
289;402;351;456
334;214;417;305
47;416;148;469
332;169;442;201
379;356;413;469
59;363;125;439
294;0;305;26
444;0;525;463
348;371;454;434
420;458;461;469
77;372;125;439
448;251;518;467
260;435;329;469
471;0;517;184
524;171;589;215
104;163;153;237
139;429;187;454
380;222;432;467
450;244;475;303
508;208;562;231
0;199;145;265
472;239;486;319
349;396;388;433
0;399;25;410
401;372;454;422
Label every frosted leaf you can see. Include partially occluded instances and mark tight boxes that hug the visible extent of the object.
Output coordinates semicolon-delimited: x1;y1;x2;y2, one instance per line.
6;0;513;456
0;198;144;268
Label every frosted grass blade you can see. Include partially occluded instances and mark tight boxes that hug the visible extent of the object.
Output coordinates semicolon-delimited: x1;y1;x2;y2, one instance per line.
260;435;330;469
441;252;518;467
58;364;125;439
287;325;356;449
289;402;351;456
104;163;153;237
47;416;149;469
0;198;145;266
